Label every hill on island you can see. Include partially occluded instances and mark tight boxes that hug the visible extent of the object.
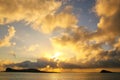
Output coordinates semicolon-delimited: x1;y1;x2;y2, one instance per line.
5;68;54;73
100;70;113;73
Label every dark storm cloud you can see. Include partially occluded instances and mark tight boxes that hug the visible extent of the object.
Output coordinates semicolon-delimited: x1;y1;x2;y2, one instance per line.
5;58;81;69
59;62;81;69
6;58;57;69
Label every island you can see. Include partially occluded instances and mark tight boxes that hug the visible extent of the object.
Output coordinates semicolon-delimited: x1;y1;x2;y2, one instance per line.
4;68;55;73
100;70;113;73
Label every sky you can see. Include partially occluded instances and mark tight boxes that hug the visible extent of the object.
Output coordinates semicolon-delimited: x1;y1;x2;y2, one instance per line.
0;0;120;72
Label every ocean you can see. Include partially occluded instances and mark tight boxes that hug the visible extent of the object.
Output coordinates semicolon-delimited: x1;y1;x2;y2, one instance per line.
0;72;120;80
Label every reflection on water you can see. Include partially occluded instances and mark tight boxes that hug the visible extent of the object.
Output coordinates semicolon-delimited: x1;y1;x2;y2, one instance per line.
0;72;120;80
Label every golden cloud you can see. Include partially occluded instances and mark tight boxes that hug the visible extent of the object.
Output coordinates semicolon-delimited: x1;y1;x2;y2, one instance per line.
50;0;120;68
0;0;78;33
94;0;120;41
26;44;39;52
0;59;13;71
51;26;102;62
0;0;120;69
0;0;61;23
0;26;16;47
39;12;78;33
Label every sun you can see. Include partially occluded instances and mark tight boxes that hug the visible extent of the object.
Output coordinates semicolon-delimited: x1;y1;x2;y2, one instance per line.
51;52;61;61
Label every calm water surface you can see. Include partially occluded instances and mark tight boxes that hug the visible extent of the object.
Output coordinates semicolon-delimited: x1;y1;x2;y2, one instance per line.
0;72;120;80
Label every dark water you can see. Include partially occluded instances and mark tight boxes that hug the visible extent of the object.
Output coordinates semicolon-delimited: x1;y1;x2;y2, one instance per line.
0;72;120;80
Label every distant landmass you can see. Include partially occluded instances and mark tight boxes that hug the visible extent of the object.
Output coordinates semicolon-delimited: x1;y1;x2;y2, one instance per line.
5;68;55;73
100;70;113;73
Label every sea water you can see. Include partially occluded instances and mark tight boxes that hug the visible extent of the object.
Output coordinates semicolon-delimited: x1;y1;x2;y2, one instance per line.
0;72;120;80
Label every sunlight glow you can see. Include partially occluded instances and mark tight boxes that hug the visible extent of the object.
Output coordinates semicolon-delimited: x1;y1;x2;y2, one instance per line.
51;52;61;61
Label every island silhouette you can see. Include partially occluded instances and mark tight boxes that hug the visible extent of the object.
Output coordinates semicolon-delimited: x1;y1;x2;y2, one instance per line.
100;70;113;73
4;68;115;73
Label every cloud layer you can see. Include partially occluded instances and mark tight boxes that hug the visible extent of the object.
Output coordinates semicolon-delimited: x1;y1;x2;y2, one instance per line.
50;0;120;69
0;0;120;70
6;58;81;70
94;0;120;43
0;0;77;33
0;0;60;24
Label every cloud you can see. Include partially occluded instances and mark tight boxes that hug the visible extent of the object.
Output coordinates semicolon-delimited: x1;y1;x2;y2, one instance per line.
0;60;13;71
59;62;81;69
26;44;39;52
6;58;81;70
114;38;120;50
39;12;78;33
0;0;60;23
0;0;120;70
50;0;120;69
5;48;120;69
51;27;103;64
5;58;57;69
93;0;120;43
0;0;78;33
82;49;120;68
0;26;16;47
